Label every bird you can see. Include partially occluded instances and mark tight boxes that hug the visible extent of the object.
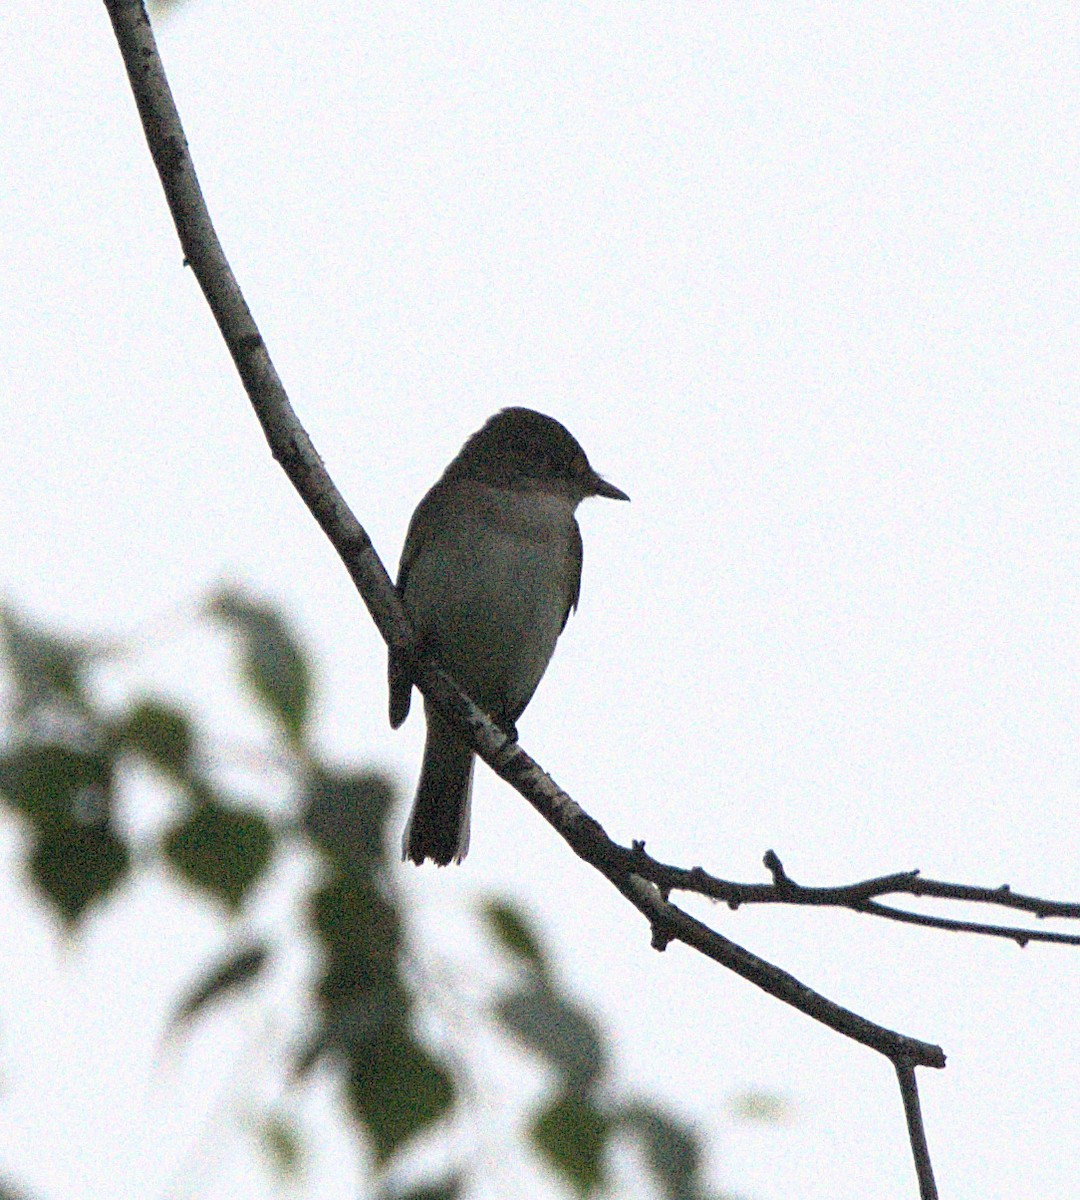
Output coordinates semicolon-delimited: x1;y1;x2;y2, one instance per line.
390;407;628;865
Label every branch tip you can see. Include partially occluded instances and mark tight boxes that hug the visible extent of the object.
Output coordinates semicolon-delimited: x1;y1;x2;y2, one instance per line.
650;923;675;952
763;849;793;890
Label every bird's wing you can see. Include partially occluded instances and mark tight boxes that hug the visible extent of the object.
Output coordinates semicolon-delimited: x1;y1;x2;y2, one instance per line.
562;517;583;630
388;647;412;729
388;489;439;729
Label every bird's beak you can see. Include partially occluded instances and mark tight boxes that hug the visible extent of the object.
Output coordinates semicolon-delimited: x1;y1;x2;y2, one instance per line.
592;475;630;502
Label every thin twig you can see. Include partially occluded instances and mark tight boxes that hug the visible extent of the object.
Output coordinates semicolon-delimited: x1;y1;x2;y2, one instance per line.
895;1061;939;1200
619;875;944;1066
856;900;1080;947
629;847;1080;944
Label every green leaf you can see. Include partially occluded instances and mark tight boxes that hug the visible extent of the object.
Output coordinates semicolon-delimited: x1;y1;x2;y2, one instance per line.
163;790;275;911
172;942;270;1029
147;0;196;17
728;1090;790;1124
295;974;404;1084
206;588;311;747
617;1103;703;1200
531;1092;609;1196
483;898;548;976
389;1177;463;1200
346;1022;454;1164
28;820;130;927
253;1113;303;1181
306;876;405;1069
496;985;606;1095
309;876;401;984
302;769;397;871
0;606;88;716
0;744;112;830
117;699;193;777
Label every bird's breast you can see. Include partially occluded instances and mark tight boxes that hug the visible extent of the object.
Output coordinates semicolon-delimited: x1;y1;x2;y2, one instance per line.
402;485;579;721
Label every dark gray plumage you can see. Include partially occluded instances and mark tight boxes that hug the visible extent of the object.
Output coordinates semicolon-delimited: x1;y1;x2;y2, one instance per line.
390;408;628;865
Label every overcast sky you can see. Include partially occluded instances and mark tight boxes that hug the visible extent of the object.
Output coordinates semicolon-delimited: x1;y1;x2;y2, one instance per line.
2;3;1079;1198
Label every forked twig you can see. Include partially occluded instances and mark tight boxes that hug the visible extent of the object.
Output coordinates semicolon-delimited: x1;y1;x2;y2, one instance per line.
629;846;1080;947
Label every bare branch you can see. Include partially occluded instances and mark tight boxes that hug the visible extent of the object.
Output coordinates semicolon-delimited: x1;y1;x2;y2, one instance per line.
895;1061;939;1200
855;900;1080;947
102;0;407;661
102;3;1077;1190
618;874;944;1066
628;847;1080;946
104;0;948;1073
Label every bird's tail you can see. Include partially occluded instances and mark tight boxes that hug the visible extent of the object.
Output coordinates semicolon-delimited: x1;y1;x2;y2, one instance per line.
402;707;474;865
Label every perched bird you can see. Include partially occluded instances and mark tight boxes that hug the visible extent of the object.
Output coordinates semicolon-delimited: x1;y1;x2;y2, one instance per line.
390;407;628;865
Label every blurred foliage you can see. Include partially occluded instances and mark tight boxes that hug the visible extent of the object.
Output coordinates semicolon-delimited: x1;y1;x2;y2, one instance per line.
206;587;311;748
147;0;193;17
728;1091;793;1125
163;785;275;911
0;591;757;1198
252;1112;304;1183
117;698;193;777
173;941;270;1028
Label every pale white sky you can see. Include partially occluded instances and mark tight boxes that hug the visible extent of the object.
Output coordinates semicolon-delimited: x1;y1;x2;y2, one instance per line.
2;3;1079;1198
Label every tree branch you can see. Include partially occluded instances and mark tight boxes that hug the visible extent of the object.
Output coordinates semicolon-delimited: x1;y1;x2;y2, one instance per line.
896;1061;938;1199
103;0;407;661
103;2;1076;1190
630;847;1080;947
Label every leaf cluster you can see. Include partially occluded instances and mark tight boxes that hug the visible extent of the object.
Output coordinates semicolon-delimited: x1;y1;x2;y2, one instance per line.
486;900;719;1198
0;598;281;923
0;591;734;1198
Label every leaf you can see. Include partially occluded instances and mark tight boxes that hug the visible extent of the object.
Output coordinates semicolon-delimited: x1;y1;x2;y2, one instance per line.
346;1022;454;1164
302;769;397;871
617;1103;703;1200
306;876;405;1067
389;1177;463;1200
117;699;193;777
147;0;195;17
293;975;408;1083
172;942;270;1029
163;789;275;911
0;744;112;830
531;1092;609;1196
496;985;606;1095
0;606;88;716
728;1090;791;1124
27;820;130;927
253;1113;303;1181
483;898;548;976
206;588;311;747
309;875;401;988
